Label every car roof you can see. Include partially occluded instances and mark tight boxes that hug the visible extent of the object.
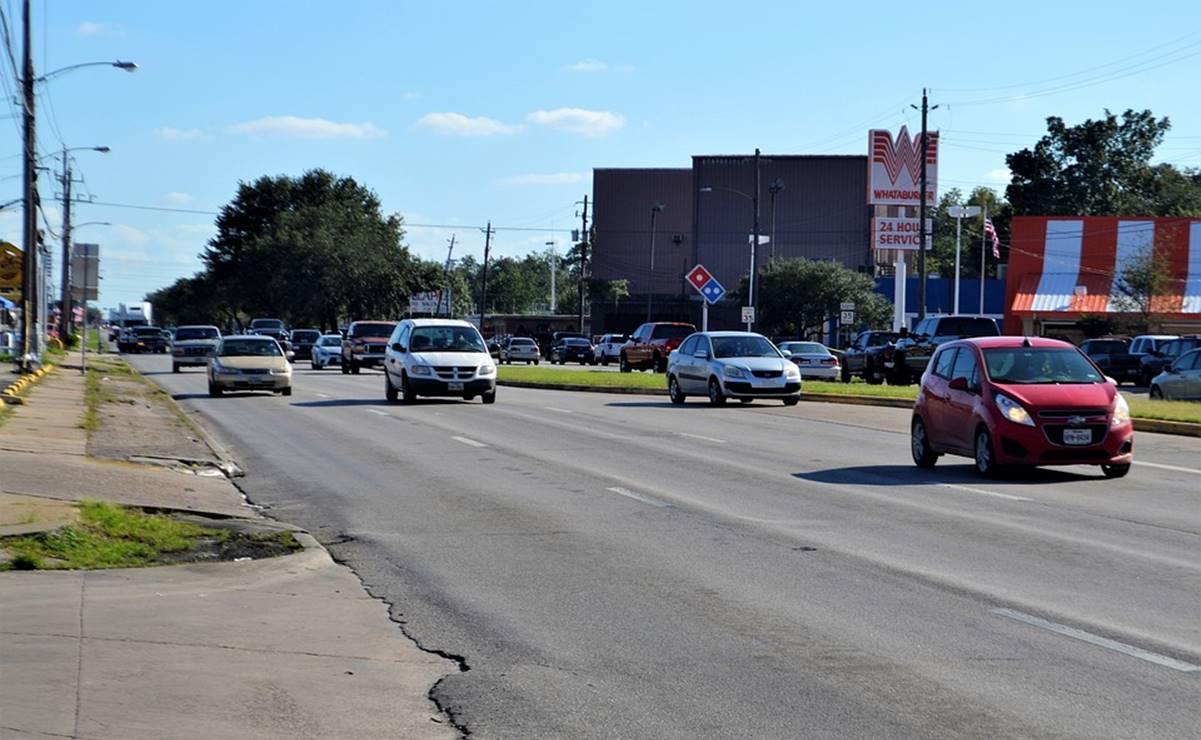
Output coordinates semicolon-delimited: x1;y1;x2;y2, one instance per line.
1134;334;1178;339
221;335;277;341
699;331;768;338
406;318;475;327
176;324;219;330
960;336;1075;349
350;320;397;326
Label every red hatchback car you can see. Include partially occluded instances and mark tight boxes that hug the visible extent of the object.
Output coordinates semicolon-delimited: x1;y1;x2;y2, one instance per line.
910;337;1134;478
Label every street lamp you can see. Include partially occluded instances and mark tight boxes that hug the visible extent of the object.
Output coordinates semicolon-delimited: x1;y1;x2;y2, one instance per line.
647;202;665;322
947;205;981;315
699;147;762;330
545;240;557;313
36;60;137;83
58;146;111;338
768;179;784;262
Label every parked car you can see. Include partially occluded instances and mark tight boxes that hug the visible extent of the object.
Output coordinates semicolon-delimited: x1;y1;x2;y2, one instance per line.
341;320;397;374
667;331;801;406
595;333;629;365
542;331;588;359
551;337;597;365
500;337;540;364
840;331;900;384
207;335;293;397
777;341;840;380
620;322;696;373
1149;348;1201;401
910;336;1133;478
1079;337;1140;385
893;316;1000;384
1139;335;1200;387
309;334;343;370
383;319;496;404
125;326;169;354
170;325;221;372
289;329;321;360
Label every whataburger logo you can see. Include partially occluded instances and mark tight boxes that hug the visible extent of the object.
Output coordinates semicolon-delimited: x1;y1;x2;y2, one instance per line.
870;126;938;186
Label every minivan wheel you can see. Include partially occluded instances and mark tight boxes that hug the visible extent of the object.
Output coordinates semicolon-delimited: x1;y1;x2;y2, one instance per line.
481;390;497;404
669;376;686;405
974;428;1000;477
1101;463;1131;479
401;373;417;404
384;372;398;403
911;417;939;468
708;378;726;407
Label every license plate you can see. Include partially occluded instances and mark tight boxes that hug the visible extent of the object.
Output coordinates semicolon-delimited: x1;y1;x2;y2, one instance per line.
447;381;464;391
1063;428;1092;445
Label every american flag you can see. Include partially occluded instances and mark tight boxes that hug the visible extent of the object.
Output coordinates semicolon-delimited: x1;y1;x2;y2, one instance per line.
983;217;1000;259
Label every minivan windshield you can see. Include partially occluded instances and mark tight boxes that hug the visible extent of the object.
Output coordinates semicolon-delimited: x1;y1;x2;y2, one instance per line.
174;327;219;341
409;326;487;353
712;335;780;359
983;348;1103;384
219;339;282;357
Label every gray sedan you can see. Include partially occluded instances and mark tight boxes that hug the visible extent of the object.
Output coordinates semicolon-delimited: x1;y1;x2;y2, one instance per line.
666;331;802;406
1149;348;1201;400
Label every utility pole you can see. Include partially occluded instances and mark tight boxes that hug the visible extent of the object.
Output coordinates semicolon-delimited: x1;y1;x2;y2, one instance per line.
436;234;455;316
911;89;938;322
58;147;73;339
647;202;663;322
577;195;588;333
545;240;557;313
19;0;37;370
768;178;784;262
478;222;493;333
748;148;761;330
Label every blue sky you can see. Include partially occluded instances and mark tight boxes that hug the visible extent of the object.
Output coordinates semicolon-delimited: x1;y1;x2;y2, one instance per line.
2;0;1199;311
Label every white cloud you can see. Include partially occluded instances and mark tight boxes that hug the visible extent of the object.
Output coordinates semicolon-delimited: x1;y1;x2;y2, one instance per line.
155;127;204;141
228;116;386;140
401;91;422;101
499;172;586;186
526;108;625;137
163;192;194;205
564;59;607;73
411;112;523;137
76;21;120;37
984;167;1011;183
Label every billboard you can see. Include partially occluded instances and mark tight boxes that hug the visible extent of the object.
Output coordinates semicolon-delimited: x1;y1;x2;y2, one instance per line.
409;291;448;315
71;243;100;301
872;217;932;250
868;127;939;207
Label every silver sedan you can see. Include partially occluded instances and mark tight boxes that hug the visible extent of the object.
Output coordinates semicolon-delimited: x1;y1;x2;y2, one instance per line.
1149;348;1201;400
666;331;802;406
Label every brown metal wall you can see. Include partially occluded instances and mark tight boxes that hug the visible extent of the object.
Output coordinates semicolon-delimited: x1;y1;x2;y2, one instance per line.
591;168;694;296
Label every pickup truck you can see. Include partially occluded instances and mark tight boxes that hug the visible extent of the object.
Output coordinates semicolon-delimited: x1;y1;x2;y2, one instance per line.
341;320;397;374
620;322;696;373
893;316;1000;384
1079;337;1141;385
840;330;900;384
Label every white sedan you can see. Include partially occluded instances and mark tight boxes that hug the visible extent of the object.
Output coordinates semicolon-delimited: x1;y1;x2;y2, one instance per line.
310;334;343;370
778;341;840;380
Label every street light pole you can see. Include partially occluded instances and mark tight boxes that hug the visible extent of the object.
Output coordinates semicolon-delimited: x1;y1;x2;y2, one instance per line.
768;178;784;262
57;146;109;340
647;202;664;322
19;0;37;370
947;205;981;315
749;148;760;331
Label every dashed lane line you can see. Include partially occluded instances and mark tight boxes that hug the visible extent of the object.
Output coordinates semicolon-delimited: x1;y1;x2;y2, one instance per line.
1133;460;1201;475
940;483;1031;502
606;487;672;508
452;435;488;448
678;432;726;444
366;409;390;417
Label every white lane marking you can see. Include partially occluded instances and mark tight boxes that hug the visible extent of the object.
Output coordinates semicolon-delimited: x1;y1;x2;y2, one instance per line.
940;483;1031;502
452;435;487;448
314;392;330;398
544;406;574;414
992;608;1201;673
1134;460;1201;475
679;432;726;444
366;409;389;417
606;487;671;508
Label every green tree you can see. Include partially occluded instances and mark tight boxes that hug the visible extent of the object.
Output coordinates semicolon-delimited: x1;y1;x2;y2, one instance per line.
737;258;891;339
1005;109;1201;216
1111;241;1173;332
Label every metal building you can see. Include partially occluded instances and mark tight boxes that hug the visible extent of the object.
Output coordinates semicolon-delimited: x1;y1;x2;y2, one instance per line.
590;155;871;333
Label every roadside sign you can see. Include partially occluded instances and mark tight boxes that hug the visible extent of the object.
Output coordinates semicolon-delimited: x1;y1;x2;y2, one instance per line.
686;264;713;292
840;301;855;311
741;306;755;324
699;277;726;304
840;310;855;324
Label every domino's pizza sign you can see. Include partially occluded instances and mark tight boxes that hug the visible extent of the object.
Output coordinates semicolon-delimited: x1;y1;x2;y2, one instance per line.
686;264;726;305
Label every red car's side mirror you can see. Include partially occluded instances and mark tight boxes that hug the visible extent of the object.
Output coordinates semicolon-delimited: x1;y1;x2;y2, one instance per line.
948;376;970;392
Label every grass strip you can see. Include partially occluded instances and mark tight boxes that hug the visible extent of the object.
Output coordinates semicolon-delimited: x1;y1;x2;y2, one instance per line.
0;500;217;571
497;366;1201;424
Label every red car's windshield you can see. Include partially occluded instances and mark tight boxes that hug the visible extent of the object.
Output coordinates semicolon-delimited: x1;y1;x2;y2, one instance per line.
983;348;1104;385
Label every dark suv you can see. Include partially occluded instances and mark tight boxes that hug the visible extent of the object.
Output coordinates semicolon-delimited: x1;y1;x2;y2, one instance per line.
1079;337;1140;385
894;316;1000;384
620;322;697;373
248;318;291;354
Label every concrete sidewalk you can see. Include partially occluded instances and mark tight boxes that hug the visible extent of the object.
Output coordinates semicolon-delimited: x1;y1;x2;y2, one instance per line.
0;358;458;738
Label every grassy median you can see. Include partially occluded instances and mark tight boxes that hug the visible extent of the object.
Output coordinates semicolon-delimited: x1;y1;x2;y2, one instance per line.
496;365;1201;424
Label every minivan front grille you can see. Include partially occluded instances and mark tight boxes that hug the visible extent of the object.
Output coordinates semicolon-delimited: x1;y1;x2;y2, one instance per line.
432;366;477;379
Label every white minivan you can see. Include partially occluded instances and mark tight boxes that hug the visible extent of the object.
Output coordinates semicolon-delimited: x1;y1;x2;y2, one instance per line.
383;319;497;404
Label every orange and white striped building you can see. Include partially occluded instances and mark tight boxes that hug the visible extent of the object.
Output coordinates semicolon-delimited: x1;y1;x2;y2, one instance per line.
1004;216;1201;335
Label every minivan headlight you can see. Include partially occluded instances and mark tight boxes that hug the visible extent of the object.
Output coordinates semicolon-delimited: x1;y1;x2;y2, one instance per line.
410;364;432;376
1111;394;1131;426
994;393;1035;426
478;364;496;377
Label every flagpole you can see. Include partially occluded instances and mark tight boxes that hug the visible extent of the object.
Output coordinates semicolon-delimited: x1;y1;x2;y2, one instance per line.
979;205;987;316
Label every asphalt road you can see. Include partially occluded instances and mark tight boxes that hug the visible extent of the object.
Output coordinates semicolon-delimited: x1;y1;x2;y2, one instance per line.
129;355;1201;739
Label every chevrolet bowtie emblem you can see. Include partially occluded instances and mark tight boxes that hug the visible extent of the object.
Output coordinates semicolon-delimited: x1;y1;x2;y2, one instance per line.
1067;415;1086;426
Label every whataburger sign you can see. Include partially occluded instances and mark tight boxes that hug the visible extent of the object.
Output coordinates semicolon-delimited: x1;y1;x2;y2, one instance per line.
0;240;21;302
867;126;939;207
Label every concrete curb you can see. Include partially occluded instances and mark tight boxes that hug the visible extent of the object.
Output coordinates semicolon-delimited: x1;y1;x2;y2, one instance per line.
1;364;55;405
497;380;1201;437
